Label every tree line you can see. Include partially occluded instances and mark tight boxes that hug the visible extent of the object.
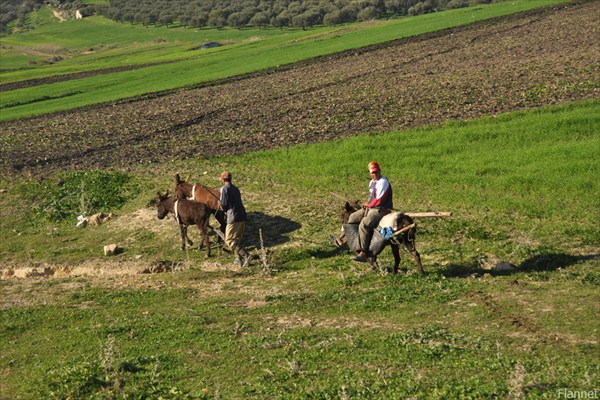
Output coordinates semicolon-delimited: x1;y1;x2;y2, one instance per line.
1;0;42;35
2;0;495;35
101;0;493;29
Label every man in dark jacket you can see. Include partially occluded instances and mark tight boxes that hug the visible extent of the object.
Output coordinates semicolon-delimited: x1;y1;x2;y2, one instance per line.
219;171;252;267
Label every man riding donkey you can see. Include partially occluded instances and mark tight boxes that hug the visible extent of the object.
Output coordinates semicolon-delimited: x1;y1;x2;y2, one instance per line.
332;161;393;263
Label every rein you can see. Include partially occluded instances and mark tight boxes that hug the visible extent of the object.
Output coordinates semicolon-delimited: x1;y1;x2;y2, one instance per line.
192;182;224;212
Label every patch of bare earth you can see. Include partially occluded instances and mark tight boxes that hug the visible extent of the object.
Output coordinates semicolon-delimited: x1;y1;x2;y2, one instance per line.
0;257;253;309
51;10;67;22
110;207;166;234
1;2;598;177
0;259;147;280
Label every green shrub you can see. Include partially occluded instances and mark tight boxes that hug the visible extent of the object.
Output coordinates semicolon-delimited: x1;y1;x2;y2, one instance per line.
43;348;202;399
33;170;140;222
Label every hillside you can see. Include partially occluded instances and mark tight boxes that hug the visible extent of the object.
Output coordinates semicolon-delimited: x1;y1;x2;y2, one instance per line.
1;2;599;398
1;0;598;177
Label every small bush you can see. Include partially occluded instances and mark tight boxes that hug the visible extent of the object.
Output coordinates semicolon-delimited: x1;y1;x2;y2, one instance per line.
43;348;201;399
447;0;469;9
33;170;140;222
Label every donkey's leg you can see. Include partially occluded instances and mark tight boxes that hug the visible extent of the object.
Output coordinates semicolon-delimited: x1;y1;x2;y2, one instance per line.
404;227;424;275
186;230;194;247
180;225;188;250
197;222;205;250
412;249;424;275
198;222;211;257
390;244;401;274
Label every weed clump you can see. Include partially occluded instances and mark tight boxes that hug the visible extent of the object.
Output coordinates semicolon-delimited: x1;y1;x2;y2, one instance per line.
27;170;140;222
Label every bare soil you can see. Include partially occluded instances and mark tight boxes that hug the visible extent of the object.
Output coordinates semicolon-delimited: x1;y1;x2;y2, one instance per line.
1;1;598;177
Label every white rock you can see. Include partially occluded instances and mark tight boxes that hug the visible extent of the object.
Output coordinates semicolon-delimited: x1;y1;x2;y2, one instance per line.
104;244;120;256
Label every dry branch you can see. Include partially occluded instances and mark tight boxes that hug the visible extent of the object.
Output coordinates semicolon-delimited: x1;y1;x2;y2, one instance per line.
392;223;416;238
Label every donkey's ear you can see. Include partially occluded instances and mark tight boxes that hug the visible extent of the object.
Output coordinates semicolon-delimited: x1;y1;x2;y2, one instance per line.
185;175;190;182
157;191;162;197
344;202;353;212
175;174;181;183
165;189;170;196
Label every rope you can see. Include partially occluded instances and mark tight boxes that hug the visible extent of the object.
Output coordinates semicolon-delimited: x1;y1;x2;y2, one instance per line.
199;183;224;211
188;182;224;212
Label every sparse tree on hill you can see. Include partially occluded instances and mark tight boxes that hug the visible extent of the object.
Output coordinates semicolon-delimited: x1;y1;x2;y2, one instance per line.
133;12;145;25
407;0;432;15
241;6;258;21
291;7;321;29
179;14;192;27
383;0;402;14
357;5;379;20
446;0;467;8
250;11;270;28
208;9;228;28
191;12;209;28
287;1;305;15
340;4;359;22
158;11;174;26
323;9;342;25
271;10;291;29
228;11;248;28
291;12;309;29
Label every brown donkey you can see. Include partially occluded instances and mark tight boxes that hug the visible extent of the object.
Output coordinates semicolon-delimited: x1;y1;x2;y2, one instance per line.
156;191;211;256
174;174;226;237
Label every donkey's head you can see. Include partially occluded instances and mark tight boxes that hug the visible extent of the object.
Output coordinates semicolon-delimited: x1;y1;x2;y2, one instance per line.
156;190;172;220
341;201;360;224
390;213;417;252
174;174;192;200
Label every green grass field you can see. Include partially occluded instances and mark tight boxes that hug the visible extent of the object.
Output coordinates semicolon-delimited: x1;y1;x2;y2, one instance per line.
1;101;598;398
1;1;598;397
0;0;569;121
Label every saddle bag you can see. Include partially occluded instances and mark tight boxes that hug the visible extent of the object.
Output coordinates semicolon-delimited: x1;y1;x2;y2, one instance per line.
369;228;388;256
342;223;361;253
344;224;390;256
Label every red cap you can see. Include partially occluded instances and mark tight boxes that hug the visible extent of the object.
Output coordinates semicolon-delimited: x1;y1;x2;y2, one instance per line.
368;161;380;173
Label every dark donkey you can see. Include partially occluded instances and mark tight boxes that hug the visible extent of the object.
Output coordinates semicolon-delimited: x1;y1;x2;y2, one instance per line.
156;191;212;256
174;174;226;238
337;202;424;275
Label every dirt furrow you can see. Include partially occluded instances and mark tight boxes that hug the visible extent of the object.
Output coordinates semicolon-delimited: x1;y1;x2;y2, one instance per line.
1;1;598;177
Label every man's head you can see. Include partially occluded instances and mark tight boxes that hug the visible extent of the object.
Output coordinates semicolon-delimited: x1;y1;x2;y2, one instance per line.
368;161;381;179
220;171;232;183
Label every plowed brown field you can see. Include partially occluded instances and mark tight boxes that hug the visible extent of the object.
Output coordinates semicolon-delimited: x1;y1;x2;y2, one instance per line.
1;1;598;177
